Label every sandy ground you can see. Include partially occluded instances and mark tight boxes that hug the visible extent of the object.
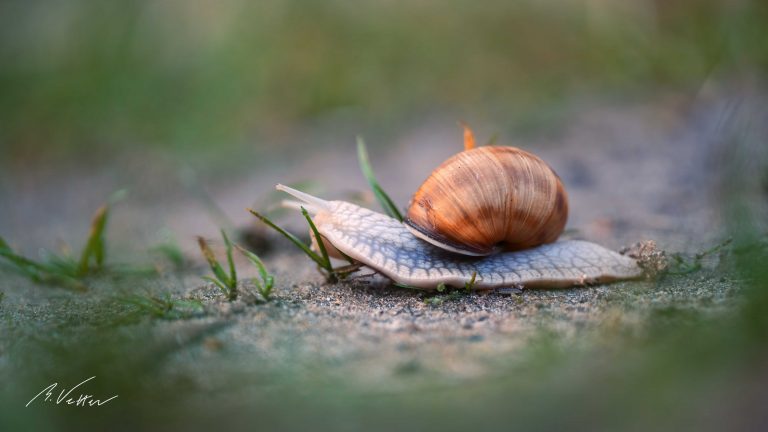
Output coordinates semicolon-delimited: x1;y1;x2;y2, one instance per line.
1;88;765;430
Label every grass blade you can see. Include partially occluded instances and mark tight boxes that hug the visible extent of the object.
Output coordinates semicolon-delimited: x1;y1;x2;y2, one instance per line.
0;236;87;291
236;245;269;283
301;206;333;274
236;245;275;301
330;262;363;279
198;231;238;300
356;136;403;222
40;252;79;276
152;243;186;270
221;229;237;288
197;237;231;287
122;293;204;320
0;244;86;291
464;271;478;291
0;237;50;274
78;204;109;276
236;244;274;300
248;209;326;267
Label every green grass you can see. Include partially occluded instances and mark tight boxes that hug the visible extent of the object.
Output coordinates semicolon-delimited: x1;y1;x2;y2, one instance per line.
301;206;335;277
423;289;468;306
356;136;403;221
151;241;187;272
121;293;204;320
198;230;239;301
236;245;275;301
245;137;404;285
0;194;127;291
248;208;361;283
248;209;332;276
78;204;108;276
198;228;277;301
666;238;733;276
0;236;86;291
416;272;483;305
464;271;478;291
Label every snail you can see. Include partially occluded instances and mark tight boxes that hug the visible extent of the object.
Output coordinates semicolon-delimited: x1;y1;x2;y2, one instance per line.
276;128;643;290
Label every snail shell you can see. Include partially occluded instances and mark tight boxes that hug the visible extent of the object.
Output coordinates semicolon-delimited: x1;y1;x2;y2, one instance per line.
405;146;569;256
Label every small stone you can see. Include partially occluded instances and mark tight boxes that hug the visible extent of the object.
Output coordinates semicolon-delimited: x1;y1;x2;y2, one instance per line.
621;240;668;278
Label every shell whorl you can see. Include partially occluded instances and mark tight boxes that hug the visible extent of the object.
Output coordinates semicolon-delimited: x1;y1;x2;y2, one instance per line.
278;186;641;290
405;146;569;256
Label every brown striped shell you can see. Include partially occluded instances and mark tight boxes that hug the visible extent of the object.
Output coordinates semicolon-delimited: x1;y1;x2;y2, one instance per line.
404;146;569;256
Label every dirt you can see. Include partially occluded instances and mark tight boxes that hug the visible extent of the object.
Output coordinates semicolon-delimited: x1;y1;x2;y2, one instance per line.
0;88;763;430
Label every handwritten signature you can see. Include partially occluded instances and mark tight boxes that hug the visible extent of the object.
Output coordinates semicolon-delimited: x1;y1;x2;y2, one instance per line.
26;376;118;408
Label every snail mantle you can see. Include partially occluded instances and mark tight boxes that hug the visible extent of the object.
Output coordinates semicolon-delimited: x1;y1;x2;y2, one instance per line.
277;184;643;290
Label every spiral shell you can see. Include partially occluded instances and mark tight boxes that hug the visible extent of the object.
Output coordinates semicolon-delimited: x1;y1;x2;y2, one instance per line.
404;146;569;256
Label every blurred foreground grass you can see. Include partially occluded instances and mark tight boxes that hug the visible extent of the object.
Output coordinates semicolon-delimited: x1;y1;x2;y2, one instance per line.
1;0;766;166
0;235;765;431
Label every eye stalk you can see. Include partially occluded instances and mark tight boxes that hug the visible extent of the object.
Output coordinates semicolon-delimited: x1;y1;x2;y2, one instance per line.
276;184;331;215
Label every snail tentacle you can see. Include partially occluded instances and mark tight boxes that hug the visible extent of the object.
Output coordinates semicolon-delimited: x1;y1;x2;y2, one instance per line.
276;184;331;214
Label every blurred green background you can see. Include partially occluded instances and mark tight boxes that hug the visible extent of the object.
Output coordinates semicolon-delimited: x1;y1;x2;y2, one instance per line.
1;1;768;431
1;0;765;167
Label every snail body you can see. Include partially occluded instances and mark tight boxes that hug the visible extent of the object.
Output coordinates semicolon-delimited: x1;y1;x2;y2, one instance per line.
277;185;642;290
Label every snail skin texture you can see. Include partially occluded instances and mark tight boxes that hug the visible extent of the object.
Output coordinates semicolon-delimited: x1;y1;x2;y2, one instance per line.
277;185;643;290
